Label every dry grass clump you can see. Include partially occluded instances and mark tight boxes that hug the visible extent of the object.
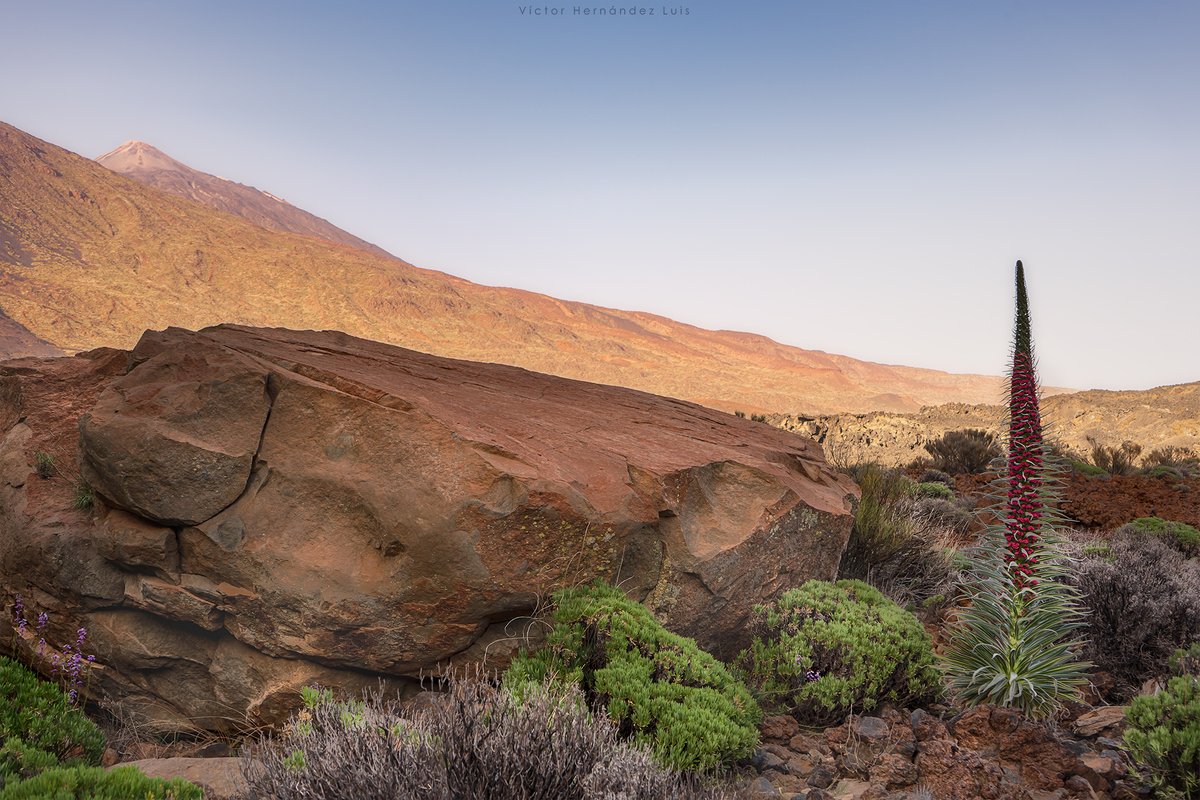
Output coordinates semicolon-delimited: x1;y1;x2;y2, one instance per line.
839;464;962;609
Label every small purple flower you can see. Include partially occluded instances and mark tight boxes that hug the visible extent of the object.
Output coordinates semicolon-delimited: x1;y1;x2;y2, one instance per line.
805;670;821;682
11;594;23;623
75;627;87;647
36;612;48;632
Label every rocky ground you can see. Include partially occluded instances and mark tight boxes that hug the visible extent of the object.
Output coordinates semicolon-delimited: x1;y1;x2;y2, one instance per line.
744;703;1136;800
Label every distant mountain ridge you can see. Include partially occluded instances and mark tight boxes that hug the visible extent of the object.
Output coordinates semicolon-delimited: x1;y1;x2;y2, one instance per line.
775;381;1200;467
97;140;393;258
3;120;1011;414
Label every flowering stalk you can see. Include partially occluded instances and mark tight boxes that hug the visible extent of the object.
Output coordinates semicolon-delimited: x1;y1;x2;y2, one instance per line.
1005;261;1043;591
6;595;96;706
944;260;1089;717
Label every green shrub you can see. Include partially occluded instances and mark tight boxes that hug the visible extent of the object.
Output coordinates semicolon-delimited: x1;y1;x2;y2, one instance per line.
923;429;1000;475
0;765;200;799
1123;517;1200;558
1124;675;1200;799
914;481;954;500
738;579;941;725
1069;458;1108;477
0;737;58;786
1171;643;1200;678
504;583;760;772
0;658;103;767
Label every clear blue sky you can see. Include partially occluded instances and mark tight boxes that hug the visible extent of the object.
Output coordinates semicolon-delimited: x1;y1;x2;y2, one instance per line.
2;0;1197;390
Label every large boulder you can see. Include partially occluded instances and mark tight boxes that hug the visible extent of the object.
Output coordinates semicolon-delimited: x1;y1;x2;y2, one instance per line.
1;325;856;733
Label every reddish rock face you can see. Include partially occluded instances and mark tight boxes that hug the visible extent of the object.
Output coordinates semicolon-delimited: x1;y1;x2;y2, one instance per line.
1;325;856;732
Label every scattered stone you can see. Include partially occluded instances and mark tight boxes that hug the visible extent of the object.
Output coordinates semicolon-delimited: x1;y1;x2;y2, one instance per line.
763;714;802;742
1073;706;1127;737
755;747;787;771
852;716;890;741
1064;774;1094;797
120;758;246;800
829;779;872;799
750;775;782;797
809;765;837;789
910;709;946;742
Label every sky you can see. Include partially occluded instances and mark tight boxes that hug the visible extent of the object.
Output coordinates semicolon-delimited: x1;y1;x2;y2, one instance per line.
1;0;1197;391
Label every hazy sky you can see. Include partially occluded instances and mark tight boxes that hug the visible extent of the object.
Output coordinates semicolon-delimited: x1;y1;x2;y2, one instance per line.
2;1;1197;390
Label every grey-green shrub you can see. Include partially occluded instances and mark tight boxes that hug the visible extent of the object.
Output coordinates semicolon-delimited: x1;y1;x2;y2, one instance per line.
505;583;760;772
1074;533;1200;698
244;673;738;800
738;579;941;725
913;481;954;500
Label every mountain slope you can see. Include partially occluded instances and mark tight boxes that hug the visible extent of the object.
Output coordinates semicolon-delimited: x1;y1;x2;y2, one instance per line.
97;140;393;258
0;309;62;358
1;120;1005;414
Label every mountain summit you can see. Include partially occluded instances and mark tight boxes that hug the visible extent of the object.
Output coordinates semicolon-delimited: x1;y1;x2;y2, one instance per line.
1;120;1011;414
97;139;393;257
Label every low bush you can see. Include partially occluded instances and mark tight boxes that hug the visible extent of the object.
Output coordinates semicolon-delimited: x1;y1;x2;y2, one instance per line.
918;469;954;487
913;481;954;500
1171;643;1200;677
1086;437;1142;476
244;673;737;800
923;429;1000;475
1124;674;1200;799
1073;533;1200;698
1121;516;1200;558
738;580;941;725
0;765;200;799
0;738;58;786
1142;446;1200;479
505;583;760;773
1069;458;1108;477
840;465;960;606
0;658;103;767
913;496;975;539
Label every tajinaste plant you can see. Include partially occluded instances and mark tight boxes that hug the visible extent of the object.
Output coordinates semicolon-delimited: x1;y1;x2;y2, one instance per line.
943;260;1089;717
